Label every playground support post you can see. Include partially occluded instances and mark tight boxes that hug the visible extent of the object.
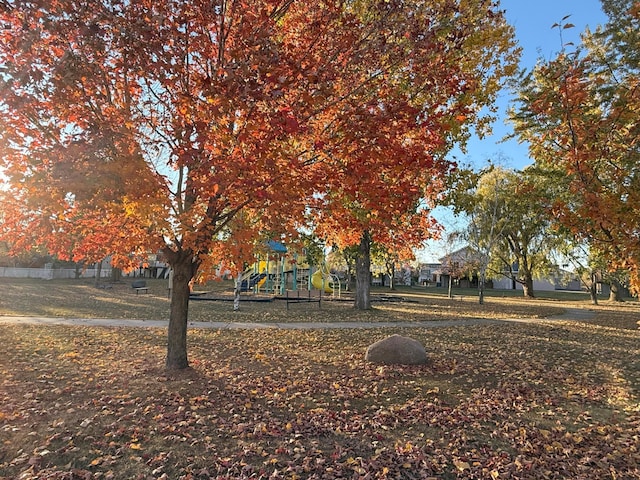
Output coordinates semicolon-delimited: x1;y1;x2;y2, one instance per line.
292;254;298;291
280;255;285;295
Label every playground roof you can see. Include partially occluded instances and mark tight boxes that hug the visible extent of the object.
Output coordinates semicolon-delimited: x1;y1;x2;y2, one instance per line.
265;240;287;253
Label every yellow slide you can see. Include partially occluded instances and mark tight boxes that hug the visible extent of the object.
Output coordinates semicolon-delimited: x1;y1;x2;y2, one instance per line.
311;269;334;293
257;261;268;288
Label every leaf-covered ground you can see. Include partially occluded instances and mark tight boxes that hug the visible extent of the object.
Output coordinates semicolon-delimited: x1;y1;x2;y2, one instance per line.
0;278;639;479
2;321;639;479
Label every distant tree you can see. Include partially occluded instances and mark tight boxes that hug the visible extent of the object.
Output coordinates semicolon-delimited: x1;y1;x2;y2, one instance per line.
300;234;325;270
372;241;415;290
437;232;468;298
555;234;602;304
466;168;514;304
446;166;561;299
326;245;358;292
446;166;511;303
604;271;629;302
492;169;564;298
509;1;640;292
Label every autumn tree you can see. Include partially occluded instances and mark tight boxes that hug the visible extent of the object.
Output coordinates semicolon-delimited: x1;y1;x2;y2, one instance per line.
448;166;512;303
446;166;553;298
495;169;565;298
438;233;472;298
310;0;519;309
451;167;562;298
372;240;416;290
0;0;518;367
1;0;316;369
299;234;325;271
552;227;602;304
509;1;640;292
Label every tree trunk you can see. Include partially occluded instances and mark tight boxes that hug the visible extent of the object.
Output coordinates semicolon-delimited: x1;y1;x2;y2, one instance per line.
589;274;599;305
608;279;624;302
521;272;535;298
233;271;242;311
111;267;122;283
478;269;486;305
164;248;199;370
342;252;354;292
95;260;102;287
354;231;372;310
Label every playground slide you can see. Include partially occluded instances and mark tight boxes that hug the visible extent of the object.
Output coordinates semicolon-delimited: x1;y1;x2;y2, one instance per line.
239;272;267;292
311;270;334;293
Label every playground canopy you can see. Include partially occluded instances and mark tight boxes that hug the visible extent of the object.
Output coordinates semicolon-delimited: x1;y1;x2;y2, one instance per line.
265;240;287;254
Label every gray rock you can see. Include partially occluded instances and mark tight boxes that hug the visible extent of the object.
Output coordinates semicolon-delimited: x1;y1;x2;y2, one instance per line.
365;334;428;365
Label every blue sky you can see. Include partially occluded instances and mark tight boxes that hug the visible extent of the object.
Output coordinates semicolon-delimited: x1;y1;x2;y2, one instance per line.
455;0;608;171
419;0;609;262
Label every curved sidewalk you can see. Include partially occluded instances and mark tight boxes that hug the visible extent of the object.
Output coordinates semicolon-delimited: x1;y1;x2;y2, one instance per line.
0;310;592;330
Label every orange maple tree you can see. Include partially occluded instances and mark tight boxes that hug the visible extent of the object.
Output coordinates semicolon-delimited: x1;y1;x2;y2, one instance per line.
309;1;519;309
0;0;518;368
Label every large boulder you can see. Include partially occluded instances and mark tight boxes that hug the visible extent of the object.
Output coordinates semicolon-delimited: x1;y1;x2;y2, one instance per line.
365;334;428;365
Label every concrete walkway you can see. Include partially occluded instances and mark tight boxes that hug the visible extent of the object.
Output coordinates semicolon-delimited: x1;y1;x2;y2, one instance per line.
0;308;594;330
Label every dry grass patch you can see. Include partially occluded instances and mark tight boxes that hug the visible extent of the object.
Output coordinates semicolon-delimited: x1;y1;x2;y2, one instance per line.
1;319;639;479
0;278;574;325
587;302;640;330
1;278;639;478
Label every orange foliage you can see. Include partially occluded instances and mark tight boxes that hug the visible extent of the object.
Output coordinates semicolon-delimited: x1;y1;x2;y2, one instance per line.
515;54;640;291
0;0;517;274
0;0;518;366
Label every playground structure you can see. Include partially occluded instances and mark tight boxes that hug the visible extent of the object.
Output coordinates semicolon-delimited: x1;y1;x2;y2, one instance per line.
238;241;341;298
310;267;338;293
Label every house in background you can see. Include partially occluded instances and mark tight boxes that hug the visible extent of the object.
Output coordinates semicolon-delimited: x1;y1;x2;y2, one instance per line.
492;265;582;292
417;263;442;286
438;246;482;289
429;246;583;292
372;262;414;287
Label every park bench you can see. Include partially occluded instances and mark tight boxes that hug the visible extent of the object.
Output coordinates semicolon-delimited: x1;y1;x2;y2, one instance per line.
285;289;321;310
131;279;149;294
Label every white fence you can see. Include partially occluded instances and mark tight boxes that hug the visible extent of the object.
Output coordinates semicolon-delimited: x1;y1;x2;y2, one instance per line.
0;267;113;280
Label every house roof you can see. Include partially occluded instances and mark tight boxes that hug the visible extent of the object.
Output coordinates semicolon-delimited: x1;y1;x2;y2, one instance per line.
438;245;475;264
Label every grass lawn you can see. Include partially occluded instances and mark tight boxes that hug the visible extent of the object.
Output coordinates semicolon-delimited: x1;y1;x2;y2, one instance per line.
0;278;639;479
